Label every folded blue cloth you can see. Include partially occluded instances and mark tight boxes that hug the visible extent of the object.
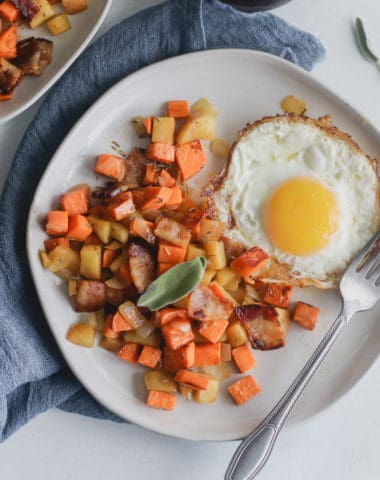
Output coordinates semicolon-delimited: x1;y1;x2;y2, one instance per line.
0;0;325;442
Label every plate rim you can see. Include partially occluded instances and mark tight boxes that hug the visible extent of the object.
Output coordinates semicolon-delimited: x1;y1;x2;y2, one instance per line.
27;48;380;441
0;0;112;125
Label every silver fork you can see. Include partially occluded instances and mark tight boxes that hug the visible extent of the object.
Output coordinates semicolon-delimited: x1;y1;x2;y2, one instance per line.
225;229;380;480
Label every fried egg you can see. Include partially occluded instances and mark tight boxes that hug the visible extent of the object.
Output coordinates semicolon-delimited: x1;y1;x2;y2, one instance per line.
208;115;380;288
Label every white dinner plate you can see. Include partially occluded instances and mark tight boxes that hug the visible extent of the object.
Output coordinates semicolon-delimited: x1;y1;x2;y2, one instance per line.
27;49;380;441
0;0;111;124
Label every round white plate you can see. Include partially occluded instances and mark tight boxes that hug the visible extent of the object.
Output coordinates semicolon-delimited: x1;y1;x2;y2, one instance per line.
27;49;380;441
0;0;111;124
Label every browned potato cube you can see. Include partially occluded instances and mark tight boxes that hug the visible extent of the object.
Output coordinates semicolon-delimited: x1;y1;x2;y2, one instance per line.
66;322;96;348
152;117;175;145
80;245;102;280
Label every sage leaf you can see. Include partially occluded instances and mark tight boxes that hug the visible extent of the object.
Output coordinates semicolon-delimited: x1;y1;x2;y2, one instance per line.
354;17;379;64
137;257;207;311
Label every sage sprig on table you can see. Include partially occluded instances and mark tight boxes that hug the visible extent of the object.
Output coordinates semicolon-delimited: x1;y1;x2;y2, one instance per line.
354;17;379;65
137;257;207;311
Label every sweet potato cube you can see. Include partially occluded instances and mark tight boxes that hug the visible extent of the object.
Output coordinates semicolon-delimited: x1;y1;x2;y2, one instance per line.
152;117;175;145
157;168;176;187
175;140;206;181
162;342;195;371
66;214;92;242
228;375;261;405
193;342;221;366
118;343;141;364
157;263;173;275
292;302;319;330
161;319;194;350
232;344;256;373
94;154;125;181
103;313;119;339
174;370;209;390
138;345;162;368
107;192;135;221
44;237;69;253
146;390;176;411
197;319;228;344
156;308;188;327
167;100;189;119
154;217;191;249
158;242;186;264
46;210;68;236
263;284;294;309
112;311;133;332
146;143;175;164
60;186;90;216
230;246;269;280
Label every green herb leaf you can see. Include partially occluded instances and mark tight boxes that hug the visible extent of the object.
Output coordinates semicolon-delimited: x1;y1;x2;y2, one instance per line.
137;257;207;311
354;17;379;64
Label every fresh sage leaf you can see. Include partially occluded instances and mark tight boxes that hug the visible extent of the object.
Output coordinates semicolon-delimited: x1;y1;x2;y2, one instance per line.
137;257;207;311
354;17;379;64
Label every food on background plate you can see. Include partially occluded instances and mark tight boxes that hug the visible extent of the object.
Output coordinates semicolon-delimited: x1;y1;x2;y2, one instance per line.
39;94;376;411
206;114;380;289
0;0;88;101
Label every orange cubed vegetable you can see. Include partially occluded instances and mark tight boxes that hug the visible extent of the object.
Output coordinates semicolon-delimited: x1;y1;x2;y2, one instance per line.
181;209;205;239
138;345;162;369
197;319;228;344
221;342;232;362
144;164;157;185
141;186;173;211
157;169;176;187
117;260;132;286
117;342;141;364
66;214;92;242
103;313;120;339
228;375;261;405
162;342;195;371
112;311;133;332
167;100;190;118
161;318;194;350
158;242;186;264
230;246;269;280
292;302;319;330
0;26;17;59
44;237;69;253
174;369;208;390
146;143;175;164
95;154;125;181
146;390;176;411
231;345;256;373
187;285;234;322
60;186;90;216
175;140;206;181
107;192;135;221
193;342;221;366
156;308;187;327
262;284;294;309
154;217;191;249
46;210;68;236
166;185;182;207
102;249;118;268
157;263;173;275
143;116;153;135
0;1;20;22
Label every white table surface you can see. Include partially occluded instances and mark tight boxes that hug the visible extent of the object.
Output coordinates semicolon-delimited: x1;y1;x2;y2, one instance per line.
1;1;380;479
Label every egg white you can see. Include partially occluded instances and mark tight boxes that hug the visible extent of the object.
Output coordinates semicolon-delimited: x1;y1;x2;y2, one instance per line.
214;118;379;282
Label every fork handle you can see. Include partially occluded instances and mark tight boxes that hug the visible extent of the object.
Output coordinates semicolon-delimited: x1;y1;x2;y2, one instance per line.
225;313;347;480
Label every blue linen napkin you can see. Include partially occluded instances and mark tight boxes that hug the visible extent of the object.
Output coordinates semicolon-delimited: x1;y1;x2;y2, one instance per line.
0;0;325;442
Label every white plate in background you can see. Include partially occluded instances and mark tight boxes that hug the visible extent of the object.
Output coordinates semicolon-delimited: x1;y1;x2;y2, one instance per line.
27;49;380;440
0;0;111;124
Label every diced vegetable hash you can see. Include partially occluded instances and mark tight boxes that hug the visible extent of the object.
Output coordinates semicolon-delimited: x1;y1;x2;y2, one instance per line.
40;98;320;411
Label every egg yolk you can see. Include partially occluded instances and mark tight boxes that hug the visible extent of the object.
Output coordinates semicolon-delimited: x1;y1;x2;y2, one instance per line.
264;177;339;256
